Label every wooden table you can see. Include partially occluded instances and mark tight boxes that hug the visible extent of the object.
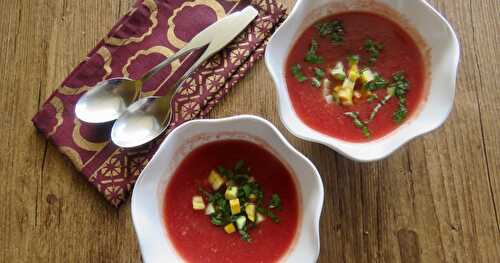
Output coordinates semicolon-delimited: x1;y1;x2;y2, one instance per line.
1;0;498;262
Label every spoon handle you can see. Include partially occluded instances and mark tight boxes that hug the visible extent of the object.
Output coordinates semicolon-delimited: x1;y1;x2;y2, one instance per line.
160;47;215;106
140;44;206;83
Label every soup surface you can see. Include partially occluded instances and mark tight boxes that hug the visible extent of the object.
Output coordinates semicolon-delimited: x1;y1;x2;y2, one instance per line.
285;11;427;142
164;140;299;263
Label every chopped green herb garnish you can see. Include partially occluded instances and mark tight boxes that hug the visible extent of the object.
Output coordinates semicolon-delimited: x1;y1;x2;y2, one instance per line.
269;194;282;209
311;77;321;88
304;39;324;64
315;20;344;44
367;94;379;103
344;111;371;137
394;102;408;123
234;160;246;172
347;54;360;67
198;187;213;199
239;228;251;242
361;126;370;138
363;39;384;65
368;92;393;123
314;67;326;79
217;165;234;180
210;214;226;226
364;75;387;91
291;64;307;82
194;161;281;242
241;184;252;196
256;207;280;223
388;72;410;123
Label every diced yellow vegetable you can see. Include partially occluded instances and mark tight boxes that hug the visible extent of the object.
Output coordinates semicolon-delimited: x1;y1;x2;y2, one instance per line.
229;199;241;215
225;186;238;200
208;170;224;190
361;68;376;83
245;204;256;222
342;77;355;91
337;89;353;106
224;223;236;234
348;64;360;82
249;193;257;202
256;212;266;224
338;78;355;106
192;196;205;210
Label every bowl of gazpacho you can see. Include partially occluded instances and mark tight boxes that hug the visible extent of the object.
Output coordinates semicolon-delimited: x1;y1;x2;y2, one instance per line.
265;0;460;161
131;115;324;263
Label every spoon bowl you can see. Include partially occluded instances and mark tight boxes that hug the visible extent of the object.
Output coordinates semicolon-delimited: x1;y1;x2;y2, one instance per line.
111;96;171;148
109;6;259;148
75;78;140;123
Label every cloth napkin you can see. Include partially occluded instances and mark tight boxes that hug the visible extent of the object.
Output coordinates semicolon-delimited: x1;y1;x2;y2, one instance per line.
32;0;286;207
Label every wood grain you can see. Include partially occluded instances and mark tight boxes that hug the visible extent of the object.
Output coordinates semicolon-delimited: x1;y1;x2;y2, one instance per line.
0;0;498;262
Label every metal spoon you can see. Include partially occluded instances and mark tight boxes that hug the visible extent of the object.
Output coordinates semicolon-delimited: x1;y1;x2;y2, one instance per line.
75;17;223;124
110;6;258;148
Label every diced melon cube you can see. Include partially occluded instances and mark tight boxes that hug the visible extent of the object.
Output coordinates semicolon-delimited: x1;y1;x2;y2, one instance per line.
361;68;376;83
338;78;355;106
256;212;266;224
330;62;346;80
324;94;334;104
224;223;236;234
205;203;215;215
245;204;256;222
192;196;205;210
236;216;247;230
225;186;238;200
342;78;355;91
387;86;396;96
229;199;241;215
338;91;353;106
338;93;353;105
322;79;331;97
208;170;224;190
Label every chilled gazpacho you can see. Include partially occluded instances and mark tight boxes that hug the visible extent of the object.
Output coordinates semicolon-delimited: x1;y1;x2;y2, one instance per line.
285;11;427;142
164;140;300;263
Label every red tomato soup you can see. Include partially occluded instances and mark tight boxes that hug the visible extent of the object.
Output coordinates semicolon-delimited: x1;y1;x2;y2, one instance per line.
164;140;300;263
285;11;427;142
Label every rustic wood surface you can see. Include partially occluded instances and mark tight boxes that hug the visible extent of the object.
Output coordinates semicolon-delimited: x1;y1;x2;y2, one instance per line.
0;0;498;262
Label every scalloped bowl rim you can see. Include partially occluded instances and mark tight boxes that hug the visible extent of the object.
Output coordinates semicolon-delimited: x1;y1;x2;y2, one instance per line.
131;115;324;263
265;0;460;162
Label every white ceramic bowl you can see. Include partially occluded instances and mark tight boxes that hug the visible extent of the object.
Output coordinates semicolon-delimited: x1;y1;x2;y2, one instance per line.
131;115;324;263
265;0;460;162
